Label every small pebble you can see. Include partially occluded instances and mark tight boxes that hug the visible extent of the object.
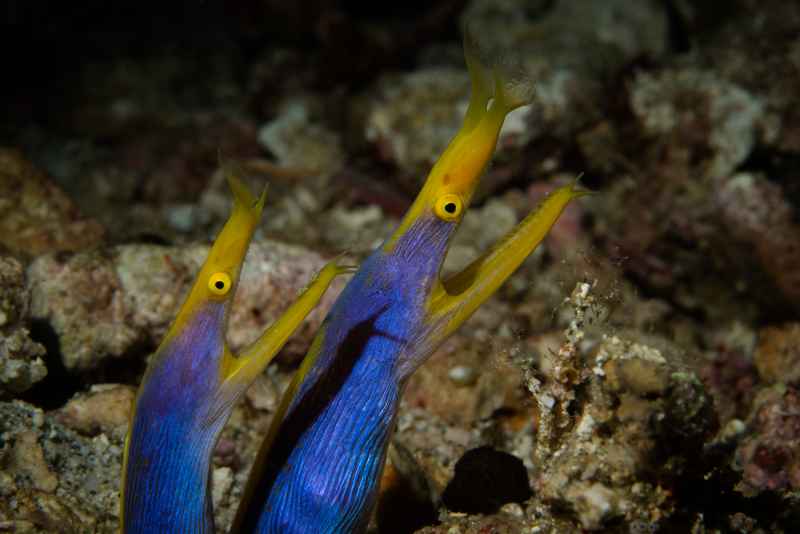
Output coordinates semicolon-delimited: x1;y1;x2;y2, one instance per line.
448;365;477;386
31;410;44;428
500;502;524;518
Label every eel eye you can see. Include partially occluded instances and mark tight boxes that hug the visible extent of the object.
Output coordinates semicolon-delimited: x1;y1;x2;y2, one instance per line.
208;272;232;296
434;193;463;222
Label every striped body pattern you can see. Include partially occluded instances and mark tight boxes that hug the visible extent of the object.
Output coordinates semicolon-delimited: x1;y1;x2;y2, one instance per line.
123;306;225;533
120;174;347;533
241;217;453;533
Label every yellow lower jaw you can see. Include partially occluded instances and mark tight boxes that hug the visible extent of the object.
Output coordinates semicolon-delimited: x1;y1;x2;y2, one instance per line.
427;181;588;340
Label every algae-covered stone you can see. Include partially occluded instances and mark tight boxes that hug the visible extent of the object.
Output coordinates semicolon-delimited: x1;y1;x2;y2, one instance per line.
27;240;345;371
629;69;765;179
56;384;135;438
601;340;670;396
0;256;27;328
416;505;576;534
528;286;716;530
0;401;122;533
754;323;800;385
257;96;344;177
534;332;714;530
0;328;47;397
0;256;46;397
734;385;800;497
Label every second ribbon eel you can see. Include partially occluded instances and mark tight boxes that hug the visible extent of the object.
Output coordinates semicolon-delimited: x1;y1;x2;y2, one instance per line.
233;33;587;534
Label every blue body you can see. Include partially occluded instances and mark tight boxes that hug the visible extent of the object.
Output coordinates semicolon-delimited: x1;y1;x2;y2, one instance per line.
124;305;226;533
240;217;453;533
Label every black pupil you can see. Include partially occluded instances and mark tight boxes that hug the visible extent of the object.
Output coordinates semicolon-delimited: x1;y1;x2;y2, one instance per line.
444;202;457;214
215;280;225;290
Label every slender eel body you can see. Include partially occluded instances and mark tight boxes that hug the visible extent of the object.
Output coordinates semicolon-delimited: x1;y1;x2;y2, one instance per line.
233;36;587;534
121;173;349;533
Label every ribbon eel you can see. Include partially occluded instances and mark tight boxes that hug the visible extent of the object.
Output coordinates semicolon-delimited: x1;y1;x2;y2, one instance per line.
233;36;587;534
121;173;351;533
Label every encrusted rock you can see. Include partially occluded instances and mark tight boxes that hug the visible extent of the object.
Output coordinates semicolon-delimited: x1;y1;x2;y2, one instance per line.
716;173;800;308
602;342;669;396
629;69;765;179
754;323;800;385
211;466;234;529
416;504;575;534
527;284;716;530
0;328;47;398
689;0;800;154
416;512;528;534
257;96;344;177
0;256;46;397
255;96;348;247
0;401;122;533
0;256;27;328
56;384;136;439
734;385;800;497
27;240;345;371
533;332;713;530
